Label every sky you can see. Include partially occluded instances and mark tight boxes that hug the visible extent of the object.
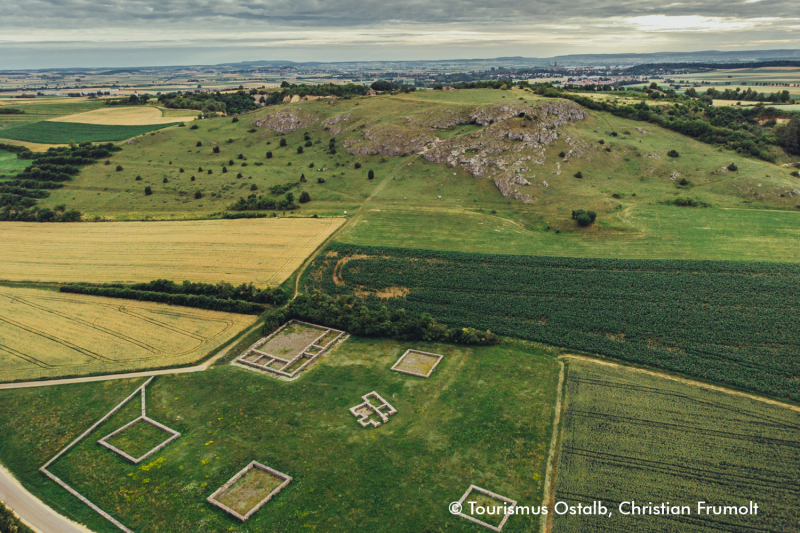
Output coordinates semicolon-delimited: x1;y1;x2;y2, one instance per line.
1;0;799;69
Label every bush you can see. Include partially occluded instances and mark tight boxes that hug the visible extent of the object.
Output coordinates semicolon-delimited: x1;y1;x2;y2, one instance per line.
208;169;212;174
572;209;597;227
791;171;800;178
318;177;325;183
300;174;306;182
135;175;142;181
115;165;123;171
191;176;195;181
598;139;605;145
574;171;583;179
196;141;202;147
280;138;287;147
679;178;689;186
190;124;198;130
297;146;304;154
250;184;258;191
104;160;110;165
144;186;152;195
179;168;184;173
667;149;680;158
558;151;566;158
194;190;202;199
305;140;312;147
728;163;738;171
309;162;315;168
213;146;220;153
354;162;362;169
299;191;311;203
232;117;239;123
266;151;272;158
163;177;168;183
368;169;375;180
222;166;227;173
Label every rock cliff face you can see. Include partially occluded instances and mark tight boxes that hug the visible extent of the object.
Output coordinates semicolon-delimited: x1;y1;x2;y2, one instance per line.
355;100;589;203
253;110;318;133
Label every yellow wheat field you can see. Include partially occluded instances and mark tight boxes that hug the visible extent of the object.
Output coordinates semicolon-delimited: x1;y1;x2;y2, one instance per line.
0;218;344;286
0;286;257;381
48;106;196;125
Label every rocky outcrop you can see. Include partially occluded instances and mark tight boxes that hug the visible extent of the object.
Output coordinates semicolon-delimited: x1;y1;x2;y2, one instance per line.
253;110;318;133
322;113;351;136
406;109;469;129
346;124;436;157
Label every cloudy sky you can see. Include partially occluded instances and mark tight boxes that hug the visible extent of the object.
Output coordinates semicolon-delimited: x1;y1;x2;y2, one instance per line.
1;0;799;68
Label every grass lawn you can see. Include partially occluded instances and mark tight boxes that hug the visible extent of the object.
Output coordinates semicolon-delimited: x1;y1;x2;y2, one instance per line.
104;419;177;460
0;337;561;533
0;149;29;174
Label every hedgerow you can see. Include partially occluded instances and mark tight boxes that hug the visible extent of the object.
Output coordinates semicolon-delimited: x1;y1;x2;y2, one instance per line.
306;243;800;402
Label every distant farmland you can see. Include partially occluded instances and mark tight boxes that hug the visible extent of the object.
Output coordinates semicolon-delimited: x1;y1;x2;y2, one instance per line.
0;121;172;143
0;217;344;287
0;286;256;381
307;243;800;402
552;359;800;533
48;106;196;125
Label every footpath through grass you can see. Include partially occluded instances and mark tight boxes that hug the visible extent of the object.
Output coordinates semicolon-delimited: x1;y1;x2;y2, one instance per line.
307;243;800;402
0;337;560;533
553;359;800;533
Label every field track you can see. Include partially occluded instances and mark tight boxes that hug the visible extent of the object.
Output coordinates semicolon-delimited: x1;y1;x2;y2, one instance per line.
0;218;344;287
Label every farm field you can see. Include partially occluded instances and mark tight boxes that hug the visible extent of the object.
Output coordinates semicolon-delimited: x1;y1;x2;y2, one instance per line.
0;148;29;174
48;106;197;125
0;98;107;129
0;285;256;382
337;204;800;263
0;217;343;286
0;336;561;533
552;359;800;533
0;121;175;143
306;243;800;402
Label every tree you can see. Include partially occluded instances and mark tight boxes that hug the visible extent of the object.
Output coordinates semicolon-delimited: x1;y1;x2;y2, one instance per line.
232;117;239;123
368;169;375;180
250;184;258;191
727;163;738;171
371;80;396;92
280;138;287;147
196;141;202;147
305;140;312;147
354;162;362;169
297;146;304;154
299;191;311;203
667;149;680;158
574;171;583;179
144;186;152;196
213;146;220;153
779;117;800;155
266;151;273;158
163;177;168;183
300;174;306;182
318;177;325;183
572;209;597;227
286;192;295;203
194;190;203;199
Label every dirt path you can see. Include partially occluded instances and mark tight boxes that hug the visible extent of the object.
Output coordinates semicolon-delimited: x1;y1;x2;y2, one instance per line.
0;322;262;391
0;464;92;533
562;354;800;413
540;360;564;533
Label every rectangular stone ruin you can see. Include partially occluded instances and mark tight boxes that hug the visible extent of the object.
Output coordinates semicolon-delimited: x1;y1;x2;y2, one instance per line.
97;415;181;465
235;320;345;379
391;349;444;378
454;485;518;532
349;391;397;428
206;461;292;522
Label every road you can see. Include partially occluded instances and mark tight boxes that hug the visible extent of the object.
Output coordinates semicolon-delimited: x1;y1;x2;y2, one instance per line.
0;465;92;533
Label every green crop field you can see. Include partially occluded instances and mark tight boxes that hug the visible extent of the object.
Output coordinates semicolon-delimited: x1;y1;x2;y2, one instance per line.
0;121;174;143
306;243;800;402
0;336;560;533
552;359;800;533
0;148;29;174
0;99;107;130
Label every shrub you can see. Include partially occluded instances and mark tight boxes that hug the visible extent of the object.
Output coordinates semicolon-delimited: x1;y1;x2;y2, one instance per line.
144;186;152;195
232;117;239;123
179;168;184;173
135;175;142;181
266;151;273;158
196;141;202;147
354;162;362;169
299;191;311;203
104;160;110;165
237;172;243;178
250;184;258;191
190;124;198;130
574;171;583;179
667;149;680;158
163;177;168;183
198;166;203;171
309;162;315;168
728;163;738;171
194;190;203;199
297;146;304;154
237;154;244;160
191;176;195;181
208;169;212;174
558;151;566;158
115;165;123;171
679;178;689;186
229;159;234;165
598;139;605;145
318;177;325;183
213;146;220;153
305;140;312;147
300;174;306;182
280;138;287;147
572;209;597;227
368;169;375;180
791;171;800;178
